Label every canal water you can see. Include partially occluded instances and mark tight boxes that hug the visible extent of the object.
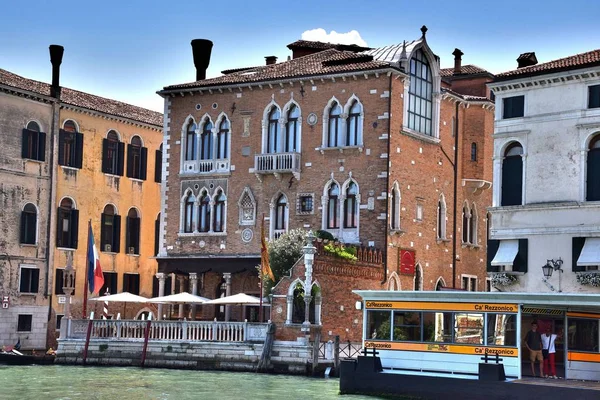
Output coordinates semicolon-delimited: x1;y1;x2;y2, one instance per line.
0;365;385;400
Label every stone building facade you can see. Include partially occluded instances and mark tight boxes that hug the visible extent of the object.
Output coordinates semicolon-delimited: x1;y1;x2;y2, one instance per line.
157;27;495;333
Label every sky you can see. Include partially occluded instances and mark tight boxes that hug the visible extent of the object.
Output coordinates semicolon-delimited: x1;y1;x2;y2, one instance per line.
1;0;599;113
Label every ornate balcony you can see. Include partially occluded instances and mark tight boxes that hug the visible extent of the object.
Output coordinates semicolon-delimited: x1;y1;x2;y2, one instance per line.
254;152;301;181
182;158;230;175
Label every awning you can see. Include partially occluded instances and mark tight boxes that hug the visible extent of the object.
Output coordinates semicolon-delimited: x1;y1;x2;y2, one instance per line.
491;240;519;266
577;238;600;267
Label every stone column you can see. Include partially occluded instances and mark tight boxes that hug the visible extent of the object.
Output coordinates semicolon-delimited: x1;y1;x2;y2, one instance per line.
285;294;293;324
315;294;322;326
301;231;317;332
156;273;165;320
224;272;232;321
178;275;186;319
190;273;198;320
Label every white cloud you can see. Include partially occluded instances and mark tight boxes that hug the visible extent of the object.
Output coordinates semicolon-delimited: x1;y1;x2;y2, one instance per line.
301;28;367;47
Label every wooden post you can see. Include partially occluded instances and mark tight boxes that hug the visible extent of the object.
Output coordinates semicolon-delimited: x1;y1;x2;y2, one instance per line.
140;320;152;368
82;319;93;365
334;335;340;369
312;327;321;376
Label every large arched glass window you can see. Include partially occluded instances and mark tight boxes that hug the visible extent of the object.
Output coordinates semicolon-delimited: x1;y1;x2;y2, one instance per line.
346;100;361;146
102;130;124;176
184;192;196;233
198;191;211;233
200;119;213;160
344;182;358;228
327;101;342;147
217;118;229;159
267;106;280;154
408;49;433;136
20;203;37;245
501;142;523;206
101;204;121;252
275;194;287;231
185;121;197;161
285;105;299;152
213;190;226;233
586;135;600;201
327;183;339;229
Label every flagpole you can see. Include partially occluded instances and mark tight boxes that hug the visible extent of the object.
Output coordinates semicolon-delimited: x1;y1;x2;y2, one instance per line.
83;220;91;318
259;214;264;323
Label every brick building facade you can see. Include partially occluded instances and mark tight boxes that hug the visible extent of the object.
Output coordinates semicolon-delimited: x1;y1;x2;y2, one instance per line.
157;28;495;331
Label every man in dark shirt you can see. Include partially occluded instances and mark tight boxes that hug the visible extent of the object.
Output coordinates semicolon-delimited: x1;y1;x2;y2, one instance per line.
524;321;544;377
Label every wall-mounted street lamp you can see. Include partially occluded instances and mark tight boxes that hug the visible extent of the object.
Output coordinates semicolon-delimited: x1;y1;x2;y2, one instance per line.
542;258;564;292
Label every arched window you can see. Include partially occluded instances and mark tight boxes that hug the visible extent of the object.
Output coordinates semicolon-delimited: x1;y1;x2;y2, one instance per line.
200;118;213;160
127;135;147;180
57;198;78;249
346;100;361;146
217;118;229;159
586;135;600;201
20;203;37;245
501;142;523;206
267;106;280;154
437;195;447;240
285;105;299;152
185;120;197;161
22;121;45;162
102;130;124;176
470;203;478;245
213;190;226;233
292;282;305;324
408;49;433;136
126;208;140;255
390;183;400;230
471;142;478;161
327;183;340;229
435;278;445;291
198;191;211;233
327;101;342;147
274;194;288;236
344;182;358;228
101;204;121;252
462;203;470;244
184;192;196;233
59;119;83;168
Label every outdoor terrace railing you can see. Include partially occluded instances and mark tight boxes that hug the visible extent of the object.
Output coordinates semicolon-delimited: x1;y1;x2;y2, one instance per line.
254;152;301;174
61;319;268;343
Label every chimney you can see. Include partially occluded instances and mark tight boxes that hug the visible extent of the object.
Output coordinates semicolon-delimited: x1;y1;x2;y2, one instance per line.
49;44;64;99
191;39;213;81
517;52;538;69
452;48;464;75
265;56;277;65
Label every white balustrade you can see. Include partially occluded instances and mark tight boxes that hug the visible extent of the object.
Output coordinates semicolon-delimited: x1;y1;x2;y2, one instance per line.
254;152;301;174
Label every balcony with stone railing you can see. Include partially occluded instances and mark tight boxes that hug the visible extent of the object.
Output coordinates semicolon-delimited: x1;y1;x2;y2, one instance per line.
254;152;301;181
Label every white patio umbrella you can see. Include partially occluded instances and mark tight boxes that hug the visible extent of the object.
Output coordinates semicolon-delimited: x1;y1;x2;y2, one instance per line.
90;292;149;303
203;293;269;306
147;292;209;304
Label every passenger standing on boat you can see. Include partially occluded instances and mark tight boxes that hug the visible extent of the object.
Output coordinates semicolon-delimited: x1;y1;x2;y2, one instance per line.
523;321;544;377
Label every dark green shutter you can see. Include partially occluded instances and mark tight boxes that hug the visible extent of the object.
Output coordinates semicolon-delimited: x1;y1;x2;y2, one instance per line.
70;209;79;249
38;132;46;162
113;215;121;253
20;212;27;244
126;144;134;178
75;132;84;169
22;129;30;158
102;139;110;173
140;147;148;180
117;142;125;176
487;239;500;272
154;216;160;256
154;149;162;183
100;213;107;249
513;239;528;273
152;276;159;297
58;130;66;166
572;237;586;272
56;208;63;247
32;268;40;293
132;217;140;254
501;157;523;206
125;217;131;253
55;269;64;295
586;149;600;201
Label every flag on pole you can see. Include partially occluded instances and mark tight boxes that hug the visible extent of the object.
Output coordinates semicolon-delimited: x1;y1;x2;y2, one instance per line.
86;223;104;295
261;215;275;281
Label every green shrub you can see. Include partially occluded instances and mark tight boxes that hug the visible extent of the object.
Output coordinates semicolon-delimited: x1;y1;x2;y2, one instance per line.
316;230;335;241
323;243;358;261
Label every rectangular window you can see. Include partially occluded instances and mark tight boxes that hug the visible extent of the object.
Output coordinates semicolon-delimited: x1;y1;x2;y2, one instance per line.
17;314;33;332
568;318;599;352
56;314;64;331
454;313;484;344
461;275;477;292
100;272;118;296
21;129;46;161
486;313;517;347
416;202;424;221
502;95;524;119
393;311;421;342
54;269;76;296
123;273;140;295
367;310;392;340
19;266;40;294
486;278;492;292
299;195;314;214
589;85;600;109
423;312;453;343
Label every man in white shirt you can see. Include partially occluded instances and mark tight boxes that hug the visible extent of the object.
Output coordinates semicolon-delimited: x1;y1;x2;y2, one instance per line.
541;327;558;379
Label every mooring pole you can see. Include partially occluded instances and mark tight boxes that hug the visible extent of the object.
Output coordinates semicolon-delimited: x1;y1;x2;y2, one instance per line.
141;320;152;367
82;319;93;365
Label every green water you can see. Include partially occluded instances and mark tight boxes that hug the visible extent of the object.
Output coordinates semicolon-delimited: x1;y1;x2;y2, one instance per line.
0;365;385;400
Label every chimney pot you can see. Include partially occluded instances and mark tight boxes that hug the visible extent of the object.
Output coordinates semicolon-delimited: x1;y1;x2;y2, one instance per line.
517;52;538;69
265;56;277;65
452;48;464;75
49;44;64;99
191;39;213;81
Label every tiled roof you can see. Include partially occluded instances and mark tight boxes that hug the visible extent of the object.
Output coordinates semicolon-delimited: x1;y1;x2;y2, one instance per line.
440;64;491;77
221;66;256;75
162;49;391;91
363;41;418;64
0;68;163;127
441;87;491;102
495;49;600;80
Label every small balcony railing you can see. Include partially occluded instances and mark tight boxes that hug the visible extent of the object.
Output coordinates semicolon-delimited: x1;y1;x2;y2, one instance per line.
182;158;230;175
254;152;301;175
